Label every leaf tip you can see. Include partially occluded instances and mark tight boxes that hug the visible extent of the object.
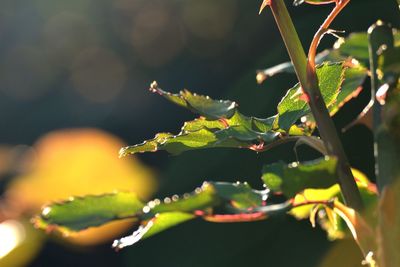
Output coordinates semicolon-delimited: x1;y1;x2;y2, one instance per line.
149;81;161;94
256;72;267;84
112;220;154;250
118;146;128;158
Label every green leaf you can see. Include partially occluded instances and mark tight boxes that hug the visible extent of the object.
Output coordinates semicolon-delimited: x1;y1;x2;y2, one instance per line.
34;192;144;232
120;105;286;156
290;169;378;240
113;212;195;250
261;156;338;198
112;181;285;249
328;64;367;116
147;182;267;215
335;33;369;65
119;127;277;156
302;64;368;128
34;180;293;248
256;32;370;83
150;81;237;119
276;62;345;131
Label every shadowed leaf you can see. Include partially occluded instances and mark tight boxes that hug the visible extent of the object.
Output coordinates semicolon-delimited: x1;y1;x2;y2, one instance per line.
262;157;338;198
335;33;369;65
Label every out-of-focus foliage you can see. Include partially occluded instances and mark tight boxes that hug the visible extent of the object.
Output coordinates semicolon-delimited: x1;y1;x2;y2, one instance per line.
0;220;44;267
5;129;156;245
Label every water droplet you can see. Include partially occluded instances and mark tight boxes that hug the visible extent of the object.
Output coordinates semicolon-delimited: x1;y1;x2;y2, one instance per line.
42;207;52;217
172;195;179;201
164;197;171;204
148;201;156;208
142;206;151;213
290;162;299;168
201;181;209;188
154;199;161;205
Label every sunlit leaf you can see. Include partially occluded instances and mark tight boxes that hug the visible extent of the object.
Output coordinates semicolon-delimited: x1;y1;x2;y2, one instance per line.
150;81;237;119
261;157;338;198
303;64;368;127
120;126;281;156
276;62;345;131
109;181;289;248
329;64;367;116
120;86;307;156
112;212;195;250
290;168;378;240
35;192;144;232
331;201;376;261
147;182;267;214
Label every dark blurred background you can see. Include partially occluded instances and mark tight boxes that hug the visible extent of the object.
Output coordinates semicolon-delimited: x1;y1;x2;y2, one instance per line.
0;0;399;266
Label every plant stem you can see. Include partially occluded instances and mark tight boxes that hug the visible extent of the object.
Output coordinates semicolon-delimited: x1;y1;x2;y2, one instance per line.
367;21;395;192
307;0;350;73
268;0;363;210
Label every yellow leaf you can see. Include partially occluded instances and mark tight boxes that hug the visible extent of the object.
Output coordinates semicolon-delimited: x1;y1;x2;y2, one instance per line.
6;128;156;245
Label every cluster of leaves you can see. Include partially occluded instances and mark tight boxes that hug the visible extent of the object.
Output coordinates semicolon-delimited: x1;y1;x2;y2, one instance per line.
34;25;393;250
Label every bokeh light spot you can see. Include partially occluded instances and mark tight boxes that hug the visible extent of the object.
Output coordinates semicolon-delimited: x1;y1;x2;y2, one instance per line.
0;220;25;259
70;47;127;103
130;3;185;67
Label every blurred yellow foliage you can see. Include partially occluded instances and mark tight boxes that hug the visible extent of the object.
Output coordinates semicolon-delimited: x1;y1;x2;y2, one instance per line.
6;128;156;245
318;239;363;267
0;220;44;267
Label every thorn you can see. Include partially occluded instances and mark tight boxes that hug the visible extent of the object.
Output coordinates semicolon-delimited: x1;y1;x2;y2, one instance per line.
259;0;271;15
